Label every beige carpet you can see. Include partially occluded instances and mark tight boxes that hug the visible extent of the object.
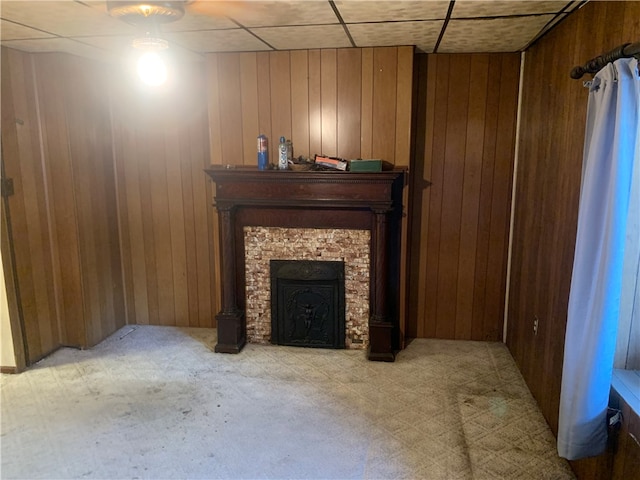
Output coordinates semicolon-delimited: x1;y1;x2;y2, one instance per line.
0;326;574;479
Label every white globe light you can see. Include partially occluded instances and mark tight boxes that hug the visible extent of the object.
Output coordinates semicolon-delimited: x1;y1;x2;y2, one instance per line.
137;51;167;86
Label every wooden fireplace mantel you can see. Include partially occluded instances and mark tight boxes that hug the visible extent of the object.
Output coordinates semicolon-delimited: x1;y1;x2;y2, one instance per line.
204;166;406;361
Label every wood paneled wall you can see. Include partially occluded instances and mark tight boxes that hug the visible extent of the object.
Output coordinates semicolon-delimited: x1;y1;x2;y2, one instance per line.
2;46;414;359
1;48;125;363
111;63;216;328
1;48;60;363
508;1;640;477
206;47;413;166
407;53;520;341
3;43;522;362
206;46;413;336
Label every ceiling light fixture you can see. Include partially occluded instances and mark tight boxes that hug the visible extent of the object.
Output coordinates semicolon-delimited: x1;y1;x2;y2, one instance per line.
106;1;186;26
107;2;187;87
133;34;169;86
137;51;167;86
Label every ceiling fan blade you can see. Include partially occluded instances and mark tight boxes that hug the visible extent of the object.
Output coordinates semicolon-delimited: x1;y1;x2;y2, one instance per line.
187;1;250;18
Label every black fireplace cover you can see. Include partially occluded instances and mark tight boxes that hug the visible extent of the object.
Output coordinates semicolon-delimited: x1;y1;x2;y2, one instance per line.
270;260;346;349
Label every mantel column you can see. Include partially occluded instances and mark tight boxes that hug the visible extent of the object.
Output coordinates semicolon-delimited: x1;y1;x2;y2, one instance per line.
368;207;395;362
214;204;246;354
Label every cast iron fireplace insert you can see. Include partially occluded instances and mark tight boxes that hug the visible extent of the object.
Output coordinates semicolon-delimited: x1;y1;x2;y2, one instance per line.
270;259;346;349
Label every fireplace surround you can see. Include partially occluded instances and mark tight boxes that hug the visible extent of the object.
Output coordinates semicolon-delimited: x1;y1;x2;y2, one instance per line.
244;227;370;348
205;166;405;361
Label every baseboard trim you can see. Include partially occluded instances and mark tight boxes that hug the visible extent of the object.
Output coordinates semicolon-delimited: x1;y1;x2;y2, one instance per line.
1;366;19;374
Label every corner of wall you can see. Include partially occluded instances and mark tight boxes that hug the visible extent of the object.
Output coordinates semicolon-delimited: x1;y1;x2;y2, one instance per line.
503;51;526;344
0;249;17;369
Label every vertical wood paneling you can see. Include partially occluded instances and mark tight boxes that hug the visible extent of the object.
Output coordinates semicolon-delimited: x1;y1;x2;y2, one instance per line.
412;54;436;339
178;115;201;324
394;47;413;340
189;78;216;327
218;54;244;165
112;62;215;329
111;95;135;327
485;55;518;339
508;3;640;468
455;55;489;340
1;48;125;361
256;52;272;148
239;53;259;166
360;48;374;159
320;49;337;156
308;50;322;157
66;56;124;344
269;51;292;153
33;54;83;346
423;55;449;339
408;52;520;342
290;50;310;158
1;49;57;362
372;47;398;163
148;118;175;327
436;55;470;339
337;49;361;159
118;116;149;324
395;46;413;167
165;127;189;326
206;53;223;166
137;126;160;324
471;54;500;341
201;48;411;162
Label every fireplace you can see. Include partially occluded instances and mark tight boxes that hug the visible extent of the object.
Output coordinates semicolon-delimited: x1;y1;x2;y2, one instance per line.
205;166;405;361
270;260;345;349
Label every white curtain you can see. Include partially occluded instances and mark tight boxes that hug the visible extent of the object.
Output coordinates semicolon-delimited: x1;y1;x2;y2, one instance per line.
558;57;640;461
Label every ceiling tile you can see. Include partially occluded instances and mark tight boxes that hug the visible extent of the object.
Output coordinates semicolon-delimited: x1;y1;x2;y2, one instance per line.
439;16;554;53
159;14;238;32
1;19;56;40
70;35;204;62
224;1;339;27
348;21;443;53
0;1;136;37
249;25;351;50
452;0;568;18
0;0;585;58
163;29;272;53
335;1;450;23
0;37;113;60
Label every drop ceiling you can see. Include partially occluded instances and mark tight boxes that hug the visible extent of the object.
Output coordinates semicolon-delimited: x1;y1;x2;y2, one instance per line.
0;1;585;61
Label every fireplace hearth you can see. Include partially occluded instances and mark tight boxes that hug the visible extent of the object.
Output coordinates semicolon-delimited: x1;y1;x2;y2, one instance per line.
270;260;346;349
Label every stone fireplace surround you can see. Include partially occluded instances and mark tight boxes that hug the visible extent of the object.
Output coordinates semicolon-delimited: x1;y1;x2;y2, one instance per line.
205;166;405;361
244;227;370;349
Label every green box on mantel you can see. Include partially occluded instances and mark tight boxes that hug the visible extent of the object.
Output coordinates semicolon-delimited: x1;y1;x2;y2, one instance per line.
349;159;382;172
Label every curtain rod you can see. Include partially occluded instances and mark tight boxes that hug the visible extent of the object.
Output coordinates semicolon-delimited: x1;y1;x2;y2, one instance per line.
570;41;640;79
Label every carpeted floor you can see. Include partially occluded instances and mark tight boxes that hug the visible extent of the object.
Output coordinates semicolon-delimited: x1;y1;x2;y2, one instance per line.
0;326;574;479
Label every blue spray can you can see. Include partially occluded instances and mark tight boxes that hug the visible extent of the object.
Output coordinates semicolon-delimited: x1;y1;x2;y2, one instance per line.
257;134;268;170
